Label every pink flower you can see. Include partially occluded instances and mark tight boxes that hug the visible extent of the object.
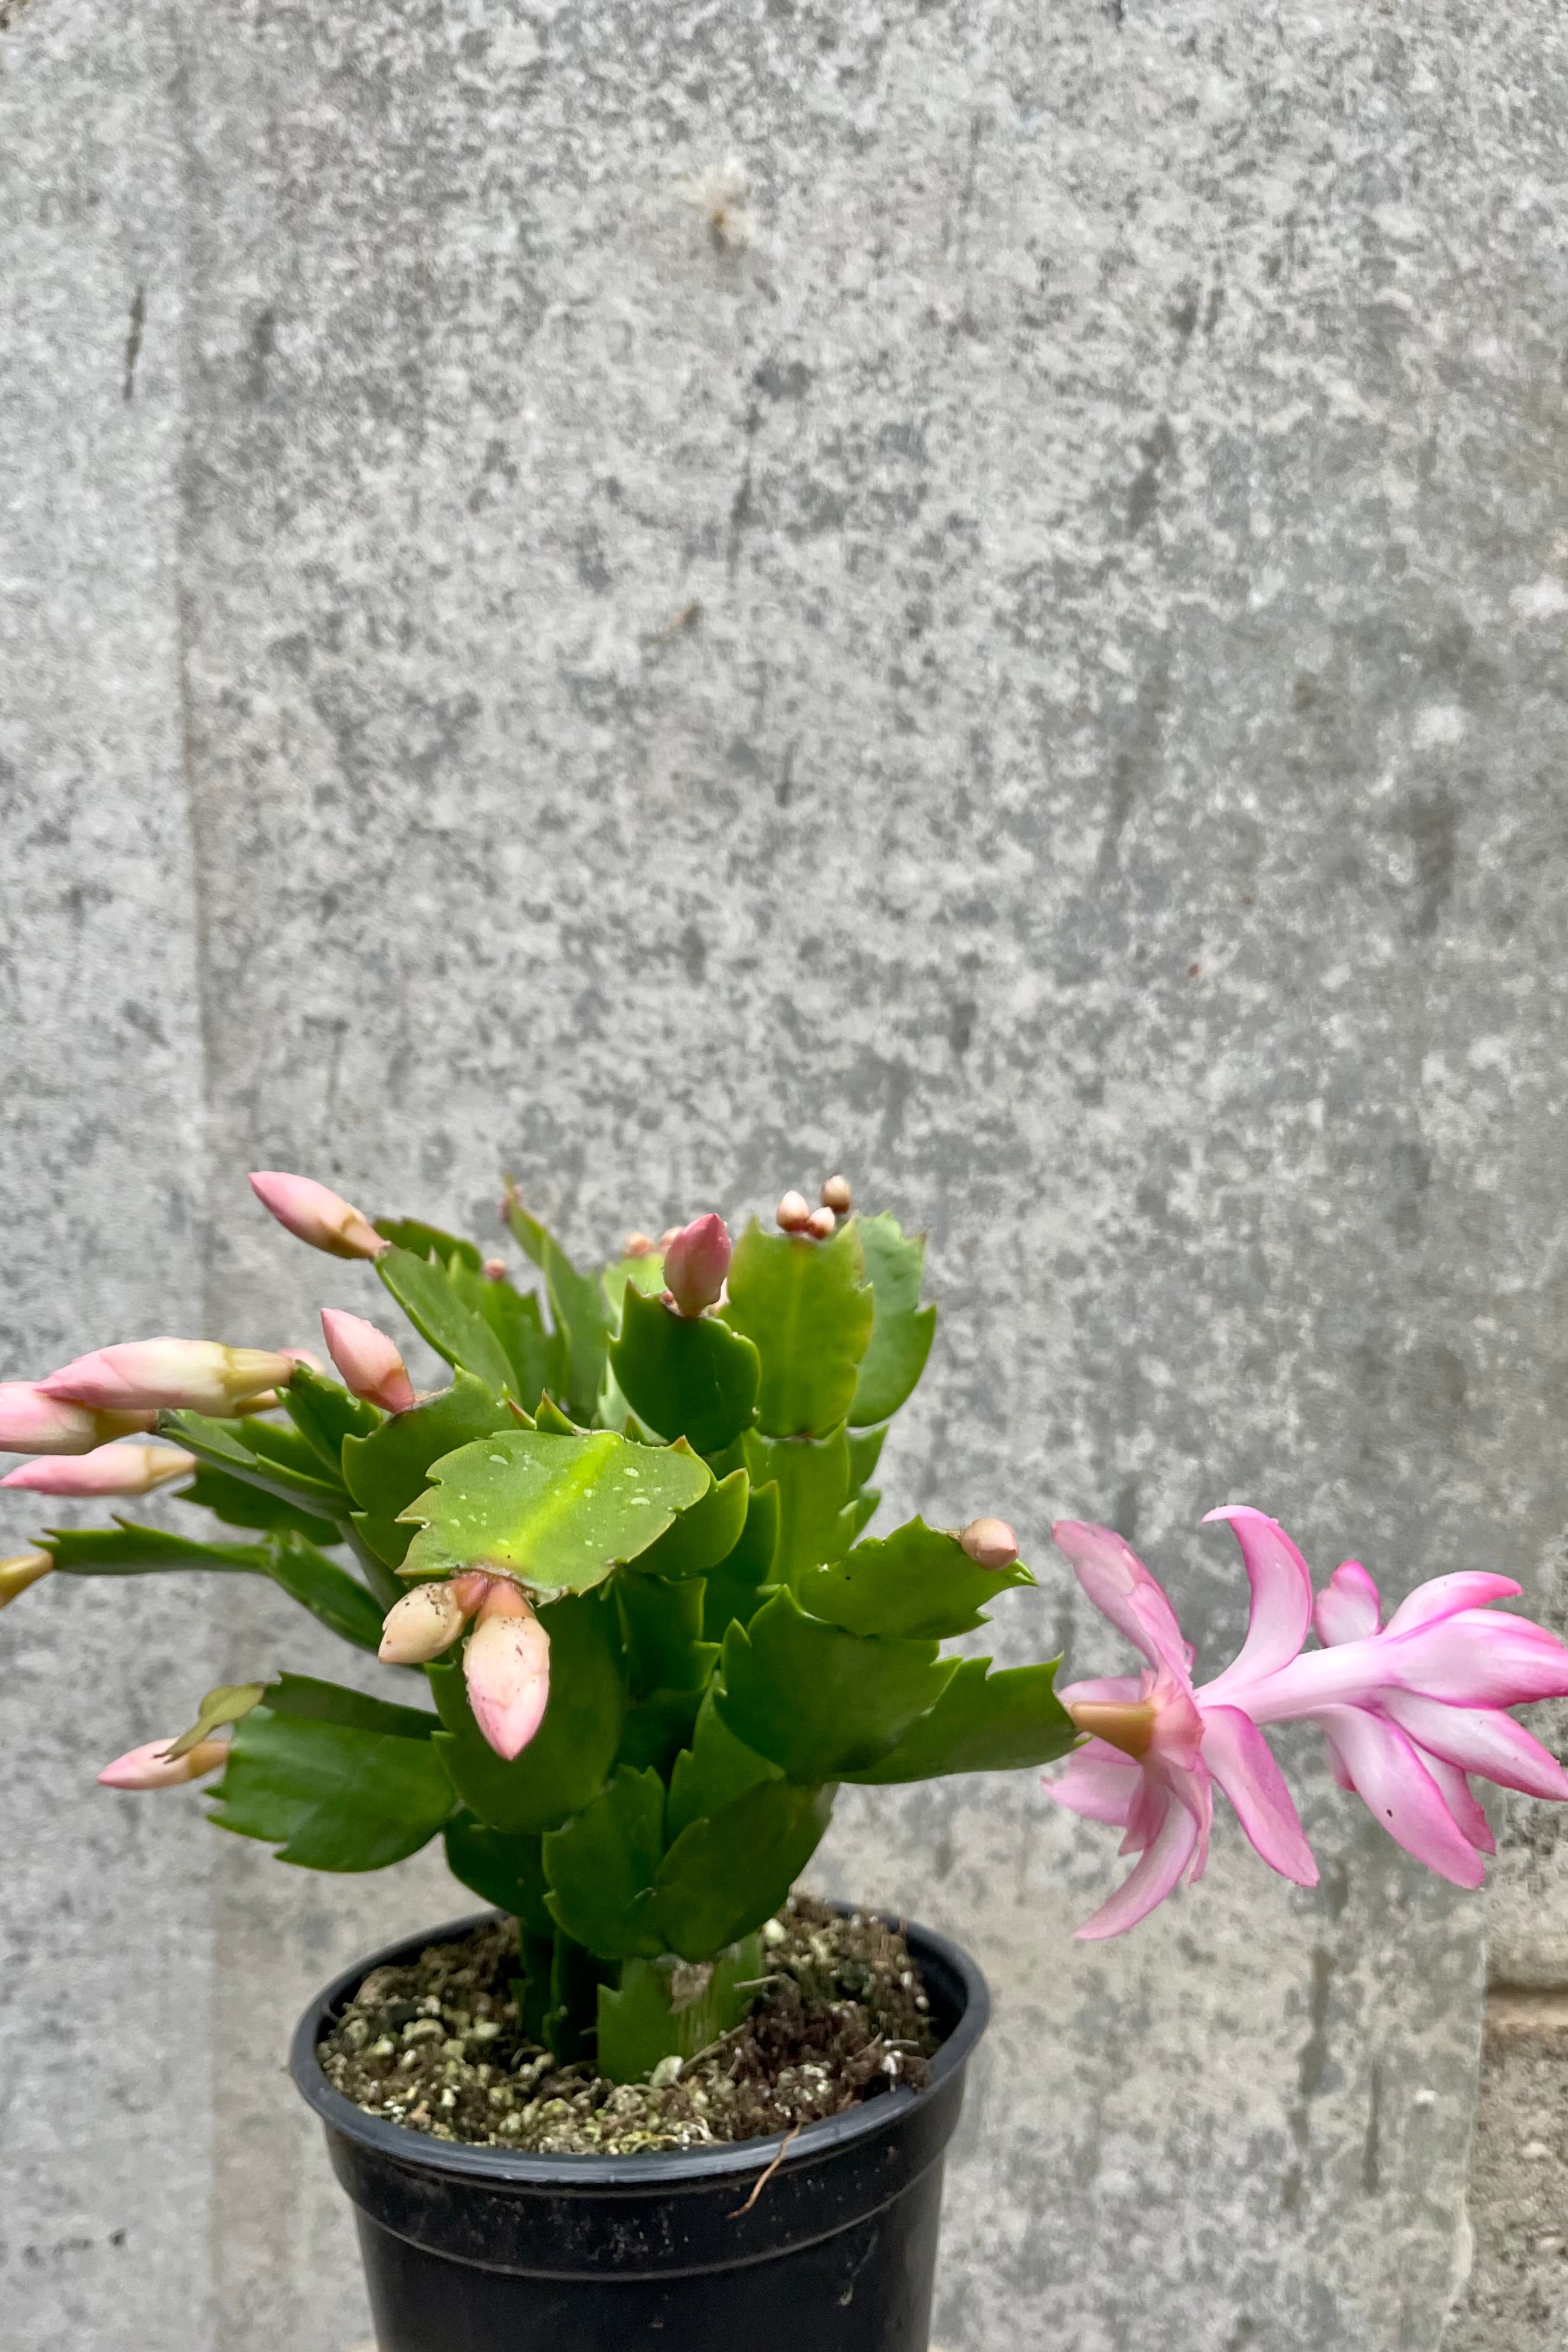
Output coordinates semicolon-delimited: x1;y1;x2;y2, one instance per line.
1049;1506;1568;1933
0;1383;157;1455
1239;1552;1568;1887
464;1581;552;1760
1046;1514;1318;1939
40;1339;298;1416
98;1737;229;1789
1;1443;195;1497
248;1171;387;1260
320;1310;416;1414
662;1214;732;1317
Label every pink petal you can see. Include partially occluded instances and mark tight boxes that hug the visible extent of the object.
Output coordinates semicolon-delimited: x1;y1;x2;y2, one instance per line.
1201;1506;1314;1683
1392;1611;1568;1707
1380;1690;1568;1800
1420;1754;1496;1854
1314;1560;1381;1646
1073;1791;1201;1941
1317;1706;1487;1888
1043;1742;1143;1827
1200;1704;1318;1887
1051;1521;1192;1677
1383;1571;1523;1637
1057;1675;1146;1707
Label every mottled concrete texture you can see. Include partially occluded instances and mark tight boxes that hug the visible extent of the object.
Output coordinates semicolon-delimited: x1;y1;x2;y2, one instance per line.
8;0;1568;2346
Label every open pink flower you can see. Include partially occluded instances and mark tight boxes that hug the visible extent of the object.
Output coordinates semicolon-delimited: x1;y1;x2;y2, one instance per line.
1239;1554;1568;1888
1046;1514;1318;1939
1049;1506;1568;1934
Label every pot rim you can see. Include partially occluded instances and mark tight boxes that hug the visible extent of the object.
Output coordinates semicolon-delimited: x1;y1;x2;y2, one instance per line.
291;1902;990;2192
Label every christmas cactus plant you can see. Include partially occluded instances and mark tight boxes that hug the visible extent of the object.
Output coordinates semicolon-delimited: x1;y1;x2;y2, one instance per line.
5;1169;1568;2085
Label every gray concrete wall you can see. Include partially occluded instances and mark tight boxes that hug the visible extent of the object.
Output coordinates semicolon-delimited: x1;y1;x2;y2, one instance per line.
7;2;1568;2346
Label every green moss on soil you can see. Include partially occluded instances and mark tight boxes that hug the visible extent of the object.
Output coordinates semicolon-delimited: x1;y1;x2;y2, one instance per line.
318;1893;938;2155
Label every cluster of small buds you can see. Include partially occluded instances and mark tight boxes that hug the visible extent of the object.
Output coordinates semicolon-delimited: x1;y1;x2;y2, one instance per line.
777;1175;853;1241
379;1571;551;1761
320;1310;416;1414
248;1171;387;1260
1;1443;197;1499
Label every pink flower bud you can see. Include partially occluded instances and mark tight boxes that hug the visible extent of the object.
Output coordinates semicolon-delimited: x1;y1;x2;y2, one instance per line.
248;1171;387;1260
378;1579;481;1664
804;1207;836;1240
820;1175;852;1214
0;1382;156;1455
961;1517;1019;1570
776;1190;812;1233
98;1737;229;1790
464;1581;551;1760
40;1339;299;1415
662;1214;732;1317
0;1549;54;1609
320;1310;416;1414
1;1443;196;1497
624;1232;656;1259
658;1227;681;1250
482;1258;508;1282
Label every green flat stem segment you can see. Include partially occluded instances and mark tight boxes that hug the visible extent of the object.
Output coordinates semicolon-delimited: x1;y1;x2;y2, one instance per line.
400;1427;712;1599
597;1935;764;2082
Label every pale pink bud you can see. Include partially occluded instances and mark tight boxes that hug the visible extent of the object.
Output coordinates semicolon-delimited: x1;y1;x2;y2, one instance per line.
820;1175;852;1214
662;1214;732;1317
804;1207;836;1241
320;1310;416;1414
378;1579;480;1664
464;1582;551;1760
776;1190;812;1233
482;1258;508;1282
40;1339;299;1416
0;1549;54;1609
658;1227;681;1250
961;1517;1019;1571
98;1736;229;1790
1;1443;196;1497
0;1382;156;1455
248;1171;387;1260
624;1232;656;1259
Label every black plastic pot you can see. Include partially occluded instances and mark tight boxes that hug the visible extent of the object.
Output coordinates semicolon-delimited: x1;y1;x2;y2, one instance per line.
291;1906;989;2351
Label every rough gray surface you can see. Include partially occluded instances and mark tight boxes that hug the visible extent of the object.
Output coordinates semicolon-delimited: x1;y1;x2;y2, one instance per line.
0;5;214;2350
8;0;1568;2345
1444;1994;1568;2352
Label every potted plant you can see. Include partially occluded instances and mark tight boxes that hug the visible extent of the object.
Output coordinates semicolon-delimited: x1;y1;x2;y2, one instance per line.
4;1169;1566;2352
